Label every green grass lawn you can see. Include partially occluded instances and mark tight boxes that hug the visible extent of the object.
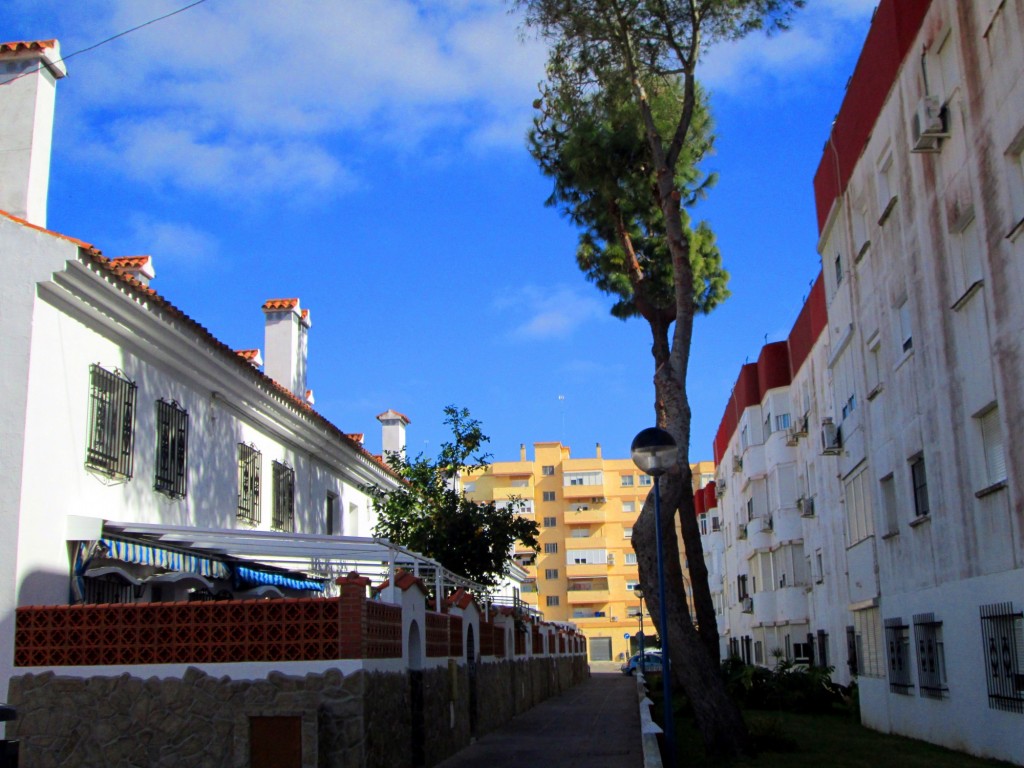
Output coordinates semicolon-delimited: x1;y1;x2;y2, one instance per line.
659;703;1016;768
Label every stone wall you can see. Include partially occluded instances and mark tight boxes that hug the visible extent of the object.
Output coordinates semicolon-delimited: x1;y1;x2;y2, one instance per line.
7;657;589;767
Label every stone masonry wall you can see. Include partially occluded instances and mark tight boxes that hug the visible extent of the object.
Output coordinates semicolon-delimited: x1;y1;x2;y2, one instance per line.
7;657;589;768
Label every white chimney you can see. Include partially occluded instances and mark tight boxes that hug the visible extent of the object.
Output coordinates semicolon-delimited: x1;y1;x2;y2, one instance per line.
0;40;66;227
261;298;310;400
377;409;410;457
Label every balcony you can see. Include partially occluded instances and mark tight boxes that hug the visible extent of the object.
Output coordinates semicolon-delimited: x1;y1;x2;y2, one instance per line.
562;484;607;501
565;562;610;578
566;589;611;605
564;507;607;524
566;534;609;550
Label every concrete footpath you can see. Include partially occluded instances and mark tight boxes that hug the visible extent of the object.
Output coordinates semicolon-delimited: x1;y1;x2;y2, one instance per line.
435;665;642;768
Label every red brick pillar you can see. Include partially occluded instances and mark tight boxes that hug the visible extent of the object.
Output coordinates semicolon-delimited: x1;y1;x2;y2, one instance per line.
336;571;370;659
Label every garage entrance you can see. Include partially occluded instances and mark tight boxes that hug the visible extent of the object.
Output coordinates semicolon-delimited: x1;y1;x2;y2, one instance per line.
589;636;612;661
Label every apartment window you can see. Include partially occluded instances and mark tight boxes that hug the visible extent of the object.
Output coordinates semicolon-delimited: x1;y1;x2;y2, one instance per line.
237;443;262;524
844;467;875;545
763;412;772;438
911;456;930;519
544;543;558;554
326;492;339;535
542;491;556;502
877;148;897;221
979;602;1024;713
884;618;913;694
564;471;602;486
623;527;633;538
570;527;589;538
978;406;1007;488
626;580;639;591
154;400;188;499
622;501;636;513
85;364;136;479
546;595;560;607
626;606;641;617
817;630;830;668
815;550;824;584
854;607;885;678
834;253;843;285
543;516;557;527
272;461;295;532
542;465;555;476
621;475;634;487
951;214;984;299
866;335;882;398
699;515;708;535
880;474;898;536
638;475;652;487
625;553;637;565
1004;127;1024;236
737;575;749;600
914;613;947;699
897;297;913;353
775;413;791;432
746;497;754;523
544;568;558;579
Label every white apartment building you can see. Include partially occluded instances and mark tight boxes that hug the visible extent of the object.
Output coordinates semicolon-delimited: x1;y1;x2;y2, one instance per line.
702;1;1024;762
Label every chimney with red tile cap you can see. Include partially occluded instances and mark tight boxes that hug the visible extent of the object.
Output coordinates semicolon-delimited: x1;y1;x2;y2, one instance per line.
261;298;311;401
0;40;66;227
376;409;410;457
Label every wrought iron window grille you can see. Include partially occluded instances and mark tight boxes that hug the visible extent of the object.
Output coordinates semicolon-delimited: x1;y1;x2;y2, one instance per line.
85;364;137;480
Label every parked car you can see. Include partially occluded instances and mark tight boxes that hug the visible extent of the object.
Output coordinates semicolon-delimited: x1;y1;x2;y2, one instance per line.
621;650;663;675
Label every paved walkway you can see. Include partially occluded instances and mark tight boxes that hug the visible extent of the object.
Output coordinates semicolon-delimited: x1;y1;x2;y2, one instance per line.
435;667;642;768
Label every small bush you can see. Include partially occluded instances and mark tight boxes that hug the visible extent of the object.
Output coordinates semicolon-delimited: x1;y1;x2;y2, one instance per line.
721;656;851;713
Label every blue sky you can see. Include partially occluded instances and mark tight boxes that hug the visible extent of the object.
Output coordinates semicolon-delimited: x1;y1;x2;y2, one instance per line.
8;0;876;465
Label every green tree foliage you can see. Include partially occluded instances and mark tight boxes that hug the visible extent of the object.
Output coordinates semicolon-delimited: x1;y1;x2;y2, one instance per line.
367;406;539;588
529;68;728;367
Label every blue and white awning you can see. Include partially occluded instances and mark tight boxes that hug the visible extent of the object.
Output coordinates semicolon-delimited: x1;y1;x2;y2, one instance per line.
99;538;230;580
233;566;324;592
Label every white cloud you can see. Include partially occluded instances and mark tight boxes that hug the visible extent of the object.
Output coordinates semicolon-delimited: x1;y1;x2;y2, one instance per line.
700;3;877;94
49;0;547;199
119;214;219;265
499;285;607;341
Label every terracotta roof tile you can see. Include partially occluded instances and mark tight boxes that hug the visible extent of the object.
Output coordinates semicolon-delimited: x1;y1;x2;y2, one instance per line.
0;209;400;482
262;298;299;311
235;349;262;364
109;255;151;269
376;409;411;425
0;40;57;53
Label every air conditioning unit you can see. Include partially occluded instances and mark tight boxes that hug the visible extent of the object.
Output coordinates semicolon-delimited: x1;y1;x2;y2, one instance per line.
821;418;842;455
606;553;615;565
732;455;743;473
794;414;809;437
737;524;748;540
798;496;816;517
911;95;948;153
716;478;726;496
765;516;774;531
610;616;619;622
741;596;753;613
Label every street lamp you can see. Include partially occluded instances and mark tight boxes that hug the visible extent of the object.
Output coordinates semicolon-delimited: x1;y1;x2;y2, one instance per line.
633;586;645;675
631;426;677;768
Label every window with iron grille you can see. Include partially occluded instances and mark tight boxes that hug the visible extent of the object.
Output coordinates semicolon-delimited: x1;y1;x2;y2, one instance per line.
85;364;136;479
272;461;295;532
980;602;1024;713
884;617;913;694
913;613;947;699
154;399;188;498
817;629;830;668
237;443;261;524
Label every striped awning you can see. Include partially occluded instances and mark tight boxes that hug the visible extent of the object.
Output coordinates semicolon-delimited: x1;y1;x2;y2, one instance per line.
100;538;230;580
233;566;324;592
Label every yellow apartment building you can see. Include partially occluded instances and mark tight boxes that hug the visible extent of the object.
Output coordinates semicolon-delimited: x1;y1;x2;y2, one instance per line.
463;441;714;663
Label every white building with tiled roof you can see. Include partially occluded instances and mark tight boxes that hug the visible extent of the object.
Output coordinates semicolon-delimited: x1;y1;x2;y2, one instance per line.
0;39;414;711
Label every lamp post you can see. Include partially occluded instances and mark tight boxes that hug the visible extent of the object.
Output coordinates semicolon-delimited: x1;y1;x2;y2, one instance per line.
631;426;677;768
633;586;645;675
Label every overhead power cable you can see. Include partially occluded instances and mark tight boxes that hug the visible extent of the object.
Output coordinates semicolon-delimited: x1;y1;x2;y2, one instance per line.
1;0;210;86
